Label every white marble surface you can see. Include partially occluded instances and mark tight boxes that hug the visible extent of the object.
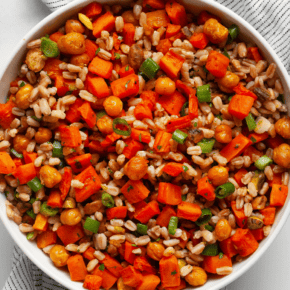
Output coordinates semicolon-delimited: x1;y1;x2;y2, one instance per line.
0;0;290;289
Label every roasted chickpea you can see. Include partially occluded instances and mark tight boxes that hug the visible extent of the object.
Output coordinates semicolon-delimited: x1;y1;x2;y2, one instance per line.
273;143;290;168
121;11;139;25
60;208;82;226
50;245;70;267
117;277;134;290
155;77;176;95
275;116;290;139
15;84;33;110
25;48;46;72
13;135;30;153
216;71;240;93
146;242;165;261
124;156;148;180
35;127;52;144
185;266;207;287
215;124;232;144
215;219;232;241
97;115;114;135
207;166;228;186
103;96;123;117
65;19;85;34
70;53;91;67
39;165;62;188
57;32;86;55
204;18;229;44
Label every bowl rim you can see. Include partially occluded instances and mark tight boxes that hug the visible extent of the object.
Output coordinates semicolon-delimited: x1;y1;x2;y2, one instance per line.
0;0;290;289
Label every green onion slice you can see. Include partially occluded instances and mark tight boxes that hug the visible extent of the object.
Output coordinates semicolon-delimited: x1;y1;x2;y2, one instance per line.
215;182;235;199
202;244;219;256
197;138;215;153
181;195;187;201
227;24;240;43
10;148;23;159
245;113;256;131
27;177;43;193
139;58;160;80
197;84;211;103
137;223;148;235
254;155;273;170
101;193;115;208
112;118;131;136
180;102;188;117
26;209;36;220
195;208;212;226
40;37;59;58
26;232;35;240
172;129;188;144
168;216;178;235
84;217;100;234
52;140;63;158
96;110;107;120
205;225;214;232
40;202;58;217
223;48;230;59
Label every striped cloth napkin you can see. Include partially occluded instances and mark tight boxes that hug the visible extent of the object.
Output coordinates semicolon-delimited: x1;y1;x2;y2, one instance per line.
3;0;290;289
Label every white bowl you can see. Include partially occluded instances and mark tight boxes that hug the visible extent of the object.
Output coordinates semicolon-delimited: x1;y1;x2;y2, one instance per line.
0;0;289;289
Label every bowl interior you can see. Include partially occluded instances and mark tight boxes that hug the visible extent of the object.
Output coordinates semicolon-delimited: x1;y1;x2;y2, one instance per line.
0;0;290;289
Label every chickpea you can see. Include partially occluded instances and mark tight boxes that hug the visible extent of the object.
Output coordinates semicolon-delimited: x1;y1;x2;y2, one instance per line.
207;166;228;186
70;53;91;67
146;242;165;261
124;156;148;180
50;245;70;267
215;219;232;241
25;48;46;72
215;124;232;144
275;117;290;139
60;208;82;226
155;77;176;95
97;115;114;135
39;165;62;188
65;19;85;34
103;96;123;117
121;11;139;25
13;135;30;153
57;32;86;55
204;18;229;44
273;143;290;168
35;127;52;144
117;277;134;290
15;84;33;110
185;266;207;287
216;71;240;93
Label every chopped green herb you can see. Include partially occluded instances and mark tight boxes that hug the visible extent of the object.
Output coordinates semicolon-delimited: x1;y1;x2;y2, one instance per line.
99;264;105;271
205;225;214;232
131;244;137;247
108;168;113;174
95;47;100;55
19;81;25;88
203;65;209;74
157;145;162;150
219;252;224;259
216;115;223;120
31;116;43;122
26;209;36;220
250;136;257;143
182;165;188;172
180;102;188;117
127;185;134;192
194;122;198;127
181;195;187;201
118;36;123;40
10;148;23;159
83;217;100;233
125;80;131;90
115;53;120;60
227;24;240;44
155;238;160;242
125;65;129;71
223;48;230;59
171;270;177;275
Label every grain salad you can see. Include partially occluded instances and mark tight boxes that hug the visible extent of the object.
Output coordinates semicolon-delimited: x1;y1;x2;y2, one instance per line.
0;1;289;289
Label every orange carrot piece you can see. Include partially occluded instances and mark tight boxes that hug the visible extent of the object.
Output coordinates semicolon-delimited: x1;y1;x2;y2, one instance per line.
270;184;288;207
23;151;37;164
131;128;151;144
232;228;259;257
83;247;96;261
134;200;160;223
175;80;195;97
165;1;187;27
159;50;185;79
121;179;150;204
177;201;202;222
33;213;48;232
250;228;264;241
268;171;282;187
265;135;284;149
0;99;16;129
0;152;16;174
50;74;75;96
81;2;102;18
228;94;255;120
86;74;110;99
197;176;216;201
59;126;82;147
166;23;181;38
202;254;232;274
88;140;106;153
260;207;276;225
197;10;221;25
206;50;230;78
156;205;177;227
74;165;101;202
163;279;187;290
248;132;269;143
13;158;23;168
83;275;102;290
243;145;263;160
248;47;263;62
219;237;238;258
190;32;209;49
49;31;64;43
123;23;135;46
59;167;72;200
111;74;139;99
124;241;138;264
121;265;143;287
156;38;172;55
92;12;115;38
159;90;186;116
100;253;123;278
119;65;135;78
85;39;99;61
67;254;88;281
188;92;198;119
78;102;97;128
106;206;127;220
153;131;172;153
134;103;153;120
65;153;92;173
36;230;57;249
12;163;37;185
234;168;248;187
166;115;192;133
88;56;113;79
143;0;165;9
231;201;247;228
146;10;169;29
123;139;144;159
220;134;252;162
136;274;160;290
159;255;180;287
66;98;84;123
57;223;84;245
101;132;122;147
92;268;117;290
134;256;157;274
47;189;64;208
162;162;184;177
158;182;182;205
233;83;258;100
